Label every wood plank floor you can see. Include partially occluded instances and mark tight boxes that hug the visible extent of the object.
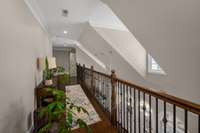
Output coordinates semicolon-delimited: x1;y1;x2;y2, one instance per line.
72;84;117;133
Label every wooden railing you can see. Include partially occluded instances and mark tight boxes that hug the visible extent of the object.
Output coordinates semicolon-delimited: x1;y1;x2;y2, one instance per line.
77;64;200;133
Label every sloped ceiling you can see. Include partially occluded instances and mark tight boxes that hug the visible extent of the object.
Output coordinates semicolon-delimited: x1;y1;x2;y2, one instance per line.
94;27;147;77
101;0;200;103
79;23;151;86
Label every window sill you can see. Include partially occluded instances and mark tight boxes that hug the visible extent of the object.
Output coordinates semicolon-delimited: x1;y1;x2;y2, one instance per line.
148;71;166;76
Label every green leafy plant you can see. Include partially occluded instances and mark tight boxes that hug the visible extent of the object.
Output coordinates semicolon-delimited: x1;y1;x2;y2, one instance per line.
57;66;65;73
52;66;65;74
38;88;91;133
59;73;70;84
43;57;53;80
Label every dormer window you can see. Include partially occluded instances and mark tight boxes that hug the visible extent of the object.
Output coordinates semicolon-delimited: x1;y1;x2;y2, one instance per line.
148;54;166;75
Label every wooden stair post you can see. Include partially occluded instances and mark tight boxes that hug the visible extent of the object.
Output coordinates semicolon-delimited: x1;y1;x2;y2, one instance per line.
111;70;117;127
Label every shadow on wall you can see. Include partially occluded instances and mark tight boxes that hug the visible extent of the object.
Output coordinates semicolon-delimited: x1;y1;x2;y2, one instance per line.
0;98;26;133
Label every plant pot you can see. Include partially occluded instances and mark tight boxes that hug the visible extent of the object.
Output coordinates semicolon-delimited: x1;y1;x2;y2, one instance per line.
45;79;53;86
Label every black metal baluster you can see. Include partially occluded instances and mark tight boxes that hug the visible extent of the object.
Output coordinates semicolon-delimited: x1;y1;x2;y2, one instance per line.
117;82;119;129
149;95;151;133
97;75;99;98
104;77;107;110
126;86;129;132
130;87;132;133
102;76;104;108
185;110;188;133
134;88;136;133
99;75;101;98
95;75;99;97
124;84;126;131
156;98;158;133
105;77;107;110
95;75;96;97
99;75;101;104
94;75;96;96
103;77;105;109
105;77;107;108
97;75;100;99
120;83;123;133
173;104;176;133
123;84;125;132
138;90;141;133
163;102;167;133
108;78;110;115
198;115;200;133
107;78;110;113
143;93;146;133
103;77;105;97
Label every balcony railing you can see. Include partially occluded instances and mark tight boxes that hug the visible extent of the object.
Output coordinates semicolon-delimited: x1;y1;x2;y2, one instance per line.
77;64;200;133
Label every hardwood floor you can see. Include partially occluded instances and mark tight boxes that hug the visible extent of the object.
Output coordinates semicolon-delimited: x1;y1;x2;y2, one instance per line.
72;83;117;133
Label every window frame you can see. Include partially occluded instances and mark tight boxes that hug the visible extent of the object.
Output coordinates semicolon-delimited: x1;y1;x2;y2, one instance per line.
147;54;166;75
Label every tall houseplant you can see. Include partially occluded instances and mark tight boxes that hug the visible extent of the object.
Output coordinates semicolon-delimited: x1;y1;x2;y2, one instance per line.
38;88;91;133
43;57;53;86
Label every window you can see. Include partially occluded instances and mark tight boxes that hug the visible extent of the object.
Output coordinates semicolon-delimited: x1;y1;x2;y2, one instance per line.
148;54;166;75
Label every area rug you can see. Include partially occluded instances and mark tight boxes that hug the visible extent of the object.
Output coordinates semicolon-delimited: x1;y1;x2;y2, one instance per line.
65;84;101;129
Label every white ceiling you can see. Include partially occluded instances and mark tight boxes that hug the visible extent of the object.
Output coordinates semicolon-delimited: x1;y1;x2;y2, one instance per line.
33;0;128;43
36;0;99;23
48;22;87;40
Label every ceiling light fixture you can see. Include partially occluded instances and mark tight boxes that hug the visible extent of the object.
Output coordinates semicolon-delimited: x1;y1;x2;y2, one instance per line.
63;30;68;34
62;9;68;17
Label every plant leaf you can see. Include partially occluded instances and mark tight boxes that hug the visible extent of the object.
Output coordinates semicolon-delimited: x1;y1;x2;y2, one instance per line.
77;119;92;133
67;112;73;126
47;102;57;112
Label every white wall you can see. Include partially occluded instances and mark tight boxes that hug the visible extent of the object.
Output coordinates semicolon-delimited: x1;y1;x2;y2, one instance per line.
101;0;200;105
94;27;146;77
53;49;70;72
69;51;77;77
76;47;106;73
79;24;154;87
0;0;52;132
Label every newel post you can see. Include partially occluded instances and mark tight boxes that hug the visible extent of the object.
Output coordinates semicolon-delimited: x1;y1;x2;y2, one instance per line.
91;66;94;94
111;70;117;126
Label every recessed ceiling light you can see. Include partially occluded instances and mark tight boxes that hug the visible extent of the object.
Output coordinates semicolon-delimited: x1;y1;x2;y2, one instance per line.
63;30;68;34
62;9;68;17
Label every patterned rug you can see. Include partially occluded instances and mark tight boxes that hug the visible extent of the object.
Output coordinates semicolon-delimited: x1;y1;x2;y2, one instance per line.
65;84;101;129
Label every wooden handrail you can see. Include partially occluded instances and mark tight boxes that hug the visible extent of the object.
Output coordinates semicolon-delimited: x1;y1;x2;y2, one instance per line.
85;67;111;78
116;78;200;115
78;64;200;115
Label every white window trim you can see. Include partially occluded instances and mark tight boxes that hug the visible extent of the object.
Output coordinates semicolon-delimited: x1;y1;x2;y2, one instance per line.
147;54;166;75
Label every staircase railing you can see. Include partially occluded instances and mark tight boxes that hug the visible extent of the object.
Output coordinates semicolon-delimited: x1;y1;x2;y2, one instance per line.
77;64;200;133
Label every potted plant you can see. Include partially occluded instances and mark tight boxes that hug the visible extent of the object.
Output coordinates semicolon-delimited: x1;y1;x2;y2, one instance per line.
43;57;53;86
38;88;91;133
